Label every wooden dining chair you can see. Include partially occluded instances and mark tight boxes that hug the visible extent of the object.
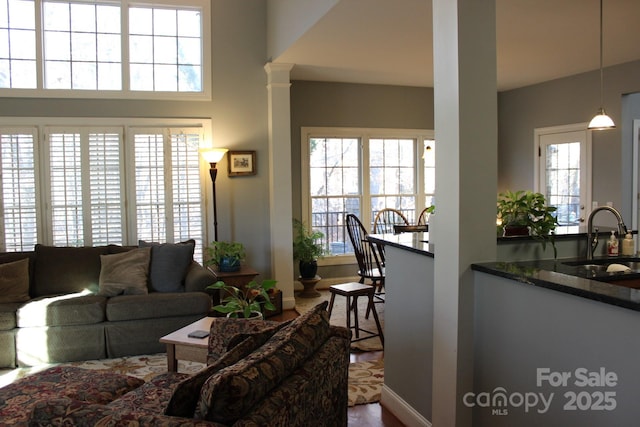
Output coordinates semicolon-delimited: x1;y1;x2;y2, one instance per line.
346;214;385;315
417;206;432;225
373;208;409;234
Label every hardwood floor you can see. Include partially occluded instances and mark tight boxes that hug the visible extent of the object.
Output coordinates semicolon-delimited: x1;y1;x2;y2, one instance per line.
272;310;405;427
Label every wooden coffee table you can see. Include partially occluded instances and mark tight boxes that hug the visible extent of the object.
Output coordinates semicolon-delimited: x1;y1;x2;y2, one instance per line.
159;317;214;372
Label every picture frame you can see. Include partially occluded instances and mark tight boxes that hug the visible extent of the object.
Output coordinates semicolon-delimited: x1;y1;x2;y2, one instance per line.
228;151;256;177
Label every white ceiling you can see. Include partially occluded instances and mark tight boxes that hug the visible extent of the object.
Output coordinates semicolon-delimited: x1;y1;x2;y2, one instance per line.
272;0;640;91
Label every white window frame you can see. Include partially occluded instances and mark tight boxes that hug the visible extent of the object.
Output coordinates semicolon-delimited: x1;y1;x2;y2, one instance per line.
301;126;434;266
0;0;211;101
0;117;211;260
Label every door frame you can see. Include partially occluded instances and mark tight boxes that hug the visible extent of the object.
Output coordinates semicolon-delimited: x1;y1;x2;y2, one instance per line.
534;123;592;224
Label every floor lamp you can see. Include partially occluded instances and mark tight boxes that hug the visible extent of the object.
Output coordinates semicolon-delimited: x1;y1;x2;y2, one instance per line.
201;148;228;241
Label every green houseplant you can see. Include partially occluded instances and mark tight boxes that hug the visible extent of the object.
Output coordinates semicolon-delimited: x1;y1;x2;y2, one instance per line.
204;241;245;272
206;279;277;318
292;219;325;279
497;190;558;257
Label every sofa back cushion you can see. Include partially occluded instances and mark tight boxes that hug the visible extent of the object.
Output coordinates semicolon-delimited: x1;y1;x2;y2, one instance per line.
0;258;30;303
33;245;112;296
194;301;331;423
139;240;195;292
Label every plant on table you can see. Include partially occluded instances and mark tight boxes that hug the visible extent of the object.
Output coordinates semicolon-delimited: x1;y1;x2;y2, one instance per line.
292;219;325;279
204;241;245;272
206;279;277;318
496;190;558;257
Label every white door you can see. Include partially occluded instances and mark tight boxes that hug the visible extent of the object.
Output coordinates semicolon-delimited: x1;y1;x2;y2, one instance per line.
535;124;591;228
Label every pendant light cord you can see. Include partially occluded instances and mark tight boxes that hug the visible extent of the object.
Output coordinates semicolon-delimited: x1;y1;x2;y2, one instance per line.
599;0;604;109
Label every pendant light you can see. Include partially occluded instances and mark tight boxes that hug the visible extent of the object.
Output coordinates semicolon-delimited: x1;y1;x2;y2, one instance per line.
588;0;615;130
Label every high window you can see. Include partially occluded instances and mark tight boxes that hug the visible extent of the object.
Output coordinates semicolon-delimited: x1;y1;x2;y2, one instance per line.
0;0;210;99
302;127;434;262
0;118;209;260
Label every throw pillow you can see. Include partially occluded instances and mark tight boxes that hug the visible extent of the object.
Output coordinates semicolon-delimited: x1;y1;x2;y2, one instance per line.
138;240;195;292
194;301;332;423
0;258;30;303
206;318;283;362
165;328;277;418
98;247;151;296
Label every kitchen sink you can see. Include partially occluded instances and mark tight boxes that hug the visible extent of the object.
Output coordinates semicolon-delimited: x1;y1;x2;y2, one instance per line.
561;257;640;278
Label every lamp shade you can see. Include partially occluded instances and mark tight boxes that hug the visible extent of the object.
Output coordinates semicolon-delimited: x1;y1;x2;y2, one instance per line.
588;108;616;130
201;148;228;164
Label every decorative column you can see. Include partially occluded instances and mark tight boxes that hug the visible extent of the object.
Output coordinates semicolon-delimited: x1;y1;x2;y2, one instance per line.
432;0;497;425
264;62;295;310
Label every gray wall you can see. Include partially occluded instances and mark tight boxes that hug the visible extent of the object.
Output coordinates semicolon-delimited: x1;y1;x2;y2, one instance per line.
498;60;640;220
0;1;274;277
291;60;640;238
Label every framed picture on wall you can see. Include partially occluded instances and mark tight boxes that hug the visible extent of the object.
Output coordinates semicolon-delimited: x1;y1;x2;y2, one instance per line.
228;151;256;177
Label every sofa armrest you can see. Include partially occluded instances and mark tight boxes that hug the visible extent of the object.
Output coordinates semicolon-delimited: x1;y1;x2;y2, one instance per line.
30;397;226;427
184;261;216;293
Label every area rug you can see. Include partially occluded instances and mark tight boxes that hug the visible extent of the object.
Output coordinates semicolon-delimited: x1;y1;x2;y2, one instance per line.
296;289;384;352
1;353;383;406
348;358;384;406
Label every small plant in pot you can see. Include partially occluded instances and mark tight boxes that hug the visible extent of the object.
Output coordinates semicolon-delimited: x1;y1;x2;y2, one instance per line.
204;241;245;272
292;219;325;279
207;279;277;319
497;190;558;257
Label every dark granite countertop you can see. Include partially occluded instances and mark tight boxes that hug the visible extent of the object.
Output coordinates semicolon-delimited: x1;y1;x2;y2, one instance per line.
472;257;640;312
368;232;434;258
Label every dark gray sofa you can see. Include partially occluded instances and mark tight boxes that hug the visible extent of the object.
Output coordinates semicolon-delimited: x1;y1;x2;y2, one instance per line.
0;243;215;368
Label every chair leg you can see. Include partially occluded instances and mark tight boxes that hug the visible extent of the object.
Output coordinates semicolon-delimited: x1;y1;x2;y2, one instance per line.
327;292;336;317
352;296;360;339
368;292;384;347
345;295;353;338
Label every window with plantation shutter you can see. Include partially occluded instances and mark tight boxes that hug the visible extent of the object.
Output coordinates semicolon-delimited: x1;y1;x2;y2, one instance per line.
47;127;124;246
0;118;207;260
131;127;203;260
0;128;38;251
89;131;124;245
48;131;83;245
171;132;202;250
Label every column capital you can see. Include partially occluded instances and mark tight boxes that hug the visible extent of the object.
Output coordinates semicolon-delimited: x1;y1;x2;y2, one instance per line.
264;62;294;85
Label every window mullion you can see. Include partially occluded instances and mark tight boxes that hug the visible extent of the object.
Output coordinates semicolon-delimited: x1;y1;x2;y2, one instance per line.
361;136;372;229
80;129;93;246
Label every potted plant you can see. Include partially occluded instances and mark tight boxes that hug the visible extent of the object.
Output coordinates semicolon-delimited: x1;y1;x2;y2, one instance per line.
292;219;325;279
206;279;277;318
204;241;245;272
497;190;558;257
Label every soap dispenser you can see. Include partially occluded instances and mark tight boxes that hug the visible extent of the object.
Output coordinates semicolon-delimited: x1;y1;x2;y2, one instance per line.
622;232;634;256
607;230;619;256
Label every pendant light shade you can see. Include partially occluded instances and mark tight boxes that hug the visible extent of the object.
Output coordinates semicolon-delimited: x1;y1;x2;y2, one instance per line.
588;0;615;130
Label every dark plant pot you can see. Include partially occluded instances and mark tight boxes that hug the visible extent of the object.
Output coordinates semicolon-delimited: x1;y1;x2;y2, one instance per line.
219;256;241;272
299;260;318;279
503;225;530;237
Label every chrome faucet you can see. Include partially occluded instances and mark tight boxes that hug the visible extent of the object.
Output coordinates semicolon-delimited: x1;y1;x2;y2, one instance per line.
586;206;628;260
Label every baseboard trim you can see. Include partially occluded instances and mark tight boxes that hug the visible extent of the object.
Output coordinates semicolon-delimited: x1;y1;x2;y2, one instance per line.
294;276;360;291
381;384;431;427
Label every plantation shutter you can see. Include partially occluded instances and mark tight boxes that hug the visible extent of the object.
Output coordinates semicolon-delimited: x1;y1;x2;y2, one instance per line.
0;128;39;251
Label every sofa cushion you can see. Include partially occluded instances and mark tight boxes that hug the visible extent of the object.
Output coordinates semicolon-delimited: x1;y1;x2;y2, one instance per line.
107;372;190;413
0;258;30;303
17;293;106;327
194;301;331;423
0;366;144;425
98;247;151;296
0;303;21;330
139;240;195;292
33;245;111;296
105;292;210;322
206;318;283;362
166;327;281;418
